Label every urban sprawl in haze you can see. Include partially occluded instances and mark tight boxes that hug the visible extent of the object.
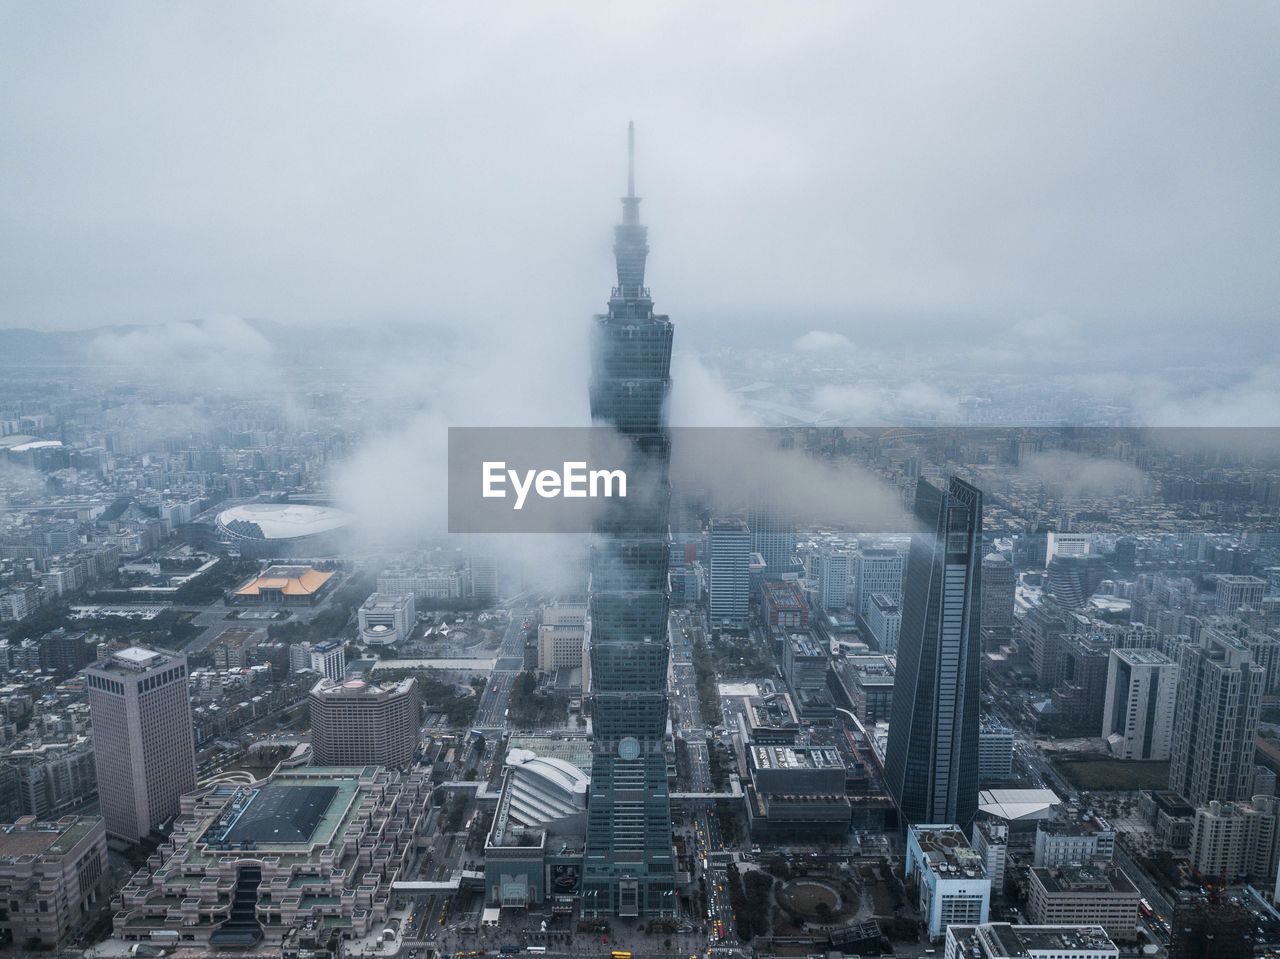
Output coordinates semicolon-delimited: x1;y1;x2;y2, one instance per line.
1;7;1279;959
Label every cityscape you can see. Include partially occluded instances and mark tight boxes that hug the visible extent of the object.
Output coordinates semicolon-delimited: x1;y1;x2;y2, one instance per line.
2;6;1279;959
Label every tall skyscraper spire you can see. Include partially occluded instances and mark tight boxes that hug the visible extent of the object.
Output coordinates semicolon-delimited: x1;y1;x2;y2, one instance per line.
583;124;676;919
614;123;649;298
627;119;636;199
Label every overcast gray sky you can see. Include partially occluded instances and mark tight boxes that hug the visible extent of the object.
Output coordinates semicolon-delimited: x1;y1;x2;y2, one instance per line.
3;2;1277;347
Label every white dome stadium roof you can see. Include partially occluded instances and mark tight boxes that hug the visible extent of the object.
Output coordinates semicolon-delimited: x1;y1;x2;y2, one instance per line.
216;503;351;540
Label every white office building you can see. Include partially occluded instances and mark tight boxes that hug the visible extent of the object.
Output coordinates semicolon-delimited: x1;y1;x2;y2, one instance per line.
854;547;904;618
537;602;587;674
1216;574;1267;613
971;819;1009;889
1045;532;1091;566
867;592;901;652
817;548;852;611
1101;648;1177;761
357;592;416;645
906;824;991;940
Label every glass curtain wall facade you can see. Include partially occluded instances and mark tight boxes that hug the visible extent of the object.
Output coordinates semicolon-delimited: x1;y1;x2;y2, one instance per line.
884;476;984;829
581;124;677;918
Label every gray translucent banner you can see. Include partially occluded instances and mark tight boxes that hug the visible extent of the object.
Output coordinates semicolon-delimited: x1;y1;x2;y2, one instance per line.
448;426;1280;534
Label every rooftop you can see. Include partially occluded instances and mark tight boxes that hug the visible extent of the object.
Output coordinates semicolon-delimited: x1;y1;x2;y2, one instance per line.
1113;647;1174;666
910;824;986;878
91;645;179;675
310;676;415;700
217;503;351;540
843;655;895;684
870;592;899;612
788;633;828;658
1145;789;1195;817
949;922;1116;957
234;565;334;597
197;769;365;853
979;787;1060;821
751;745;843;770
1031;864;1138;895
506;735;593;775
360;592;413;610
1038;809;1114;836
0;816;100;861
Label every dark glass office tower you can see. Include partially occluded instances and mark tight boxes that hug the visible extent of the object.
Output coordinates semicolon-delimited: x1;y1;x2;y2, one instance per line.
581;124;676;919
884;476;983;828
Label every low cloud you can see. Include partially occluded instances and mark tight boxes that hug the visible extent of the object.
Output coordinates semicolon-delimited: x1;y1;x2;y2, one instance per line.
1015;450;1148;500
671;427;913;532
668;352;759;427
1135;365;1280;427
793;330;855;353
1011;312;1080;344
90;315;282;394
814;380;959;424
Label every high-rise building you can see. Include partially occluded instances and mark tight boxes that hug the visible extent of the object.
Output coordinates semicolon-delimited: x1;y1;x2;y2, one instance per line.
1045;531;1091;565
817;547;852;611
537;602;588;674
854;547;904;618
1188;796;1277;883
1101;648;1177;760
748;500;796;580
867;592;902;651
970;820;1009;889
709;518;751;630
978;721;1014;783
1215;574;1266;614
1022;601;1074;688
783;632;829;696
1046;554;1107;608
308;677;419;768
84;646;197;844
1051;634;1117;735
1169;628;1264;806
469;553;498;603
980;552;1017;632
581;125;675;918
905;824;991;940
884;477;983;828
309;639;347;681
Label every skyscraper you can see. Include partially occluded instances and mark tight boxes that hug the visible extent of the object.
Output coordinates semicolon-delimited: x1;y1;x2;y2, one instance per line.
1169;627;1263;806
308;676;419;768
709;517;751;629
817;547;852;611
582;124;676;918
854;546;905;618
84;646;197;844
979;552;1016;632
884;477;984;829
748;500;796;580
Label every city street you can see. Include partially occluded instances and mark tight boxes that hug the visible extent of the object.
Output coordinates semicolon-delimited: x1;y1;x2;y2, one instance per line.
474;610;533;729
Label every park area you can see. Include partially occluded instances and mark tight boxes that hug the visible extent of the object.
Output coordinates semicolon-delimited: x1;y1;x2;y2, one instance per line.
1052;755;1169;790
